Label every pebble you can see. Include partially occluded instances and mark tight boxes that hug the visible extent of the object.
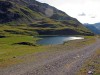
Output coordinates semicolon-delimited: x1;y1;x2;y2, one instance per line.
88;70;93;74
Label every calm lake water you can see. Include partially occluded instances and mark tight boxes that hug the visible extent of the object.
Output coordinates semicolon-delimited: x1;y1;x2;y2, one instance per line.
37;36;84;45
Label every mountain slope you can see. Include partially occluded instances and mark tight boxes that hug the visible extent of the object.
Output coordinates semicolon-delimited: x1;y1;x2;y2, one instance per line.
0;0;93;35
84;23;100;34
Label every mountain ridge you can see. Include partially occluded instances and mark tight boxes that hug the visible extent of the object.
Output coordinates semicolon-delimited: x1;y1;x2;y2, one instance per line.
84;23;100;34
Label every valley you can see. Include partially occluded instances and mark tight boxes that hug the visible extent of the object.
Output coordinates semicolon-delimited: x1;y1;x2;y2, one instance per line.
0;0;99;75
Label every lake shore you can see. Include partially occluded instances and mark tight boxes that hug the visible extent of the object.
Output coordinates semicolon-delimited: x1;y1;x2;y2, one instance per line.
0;35;98;75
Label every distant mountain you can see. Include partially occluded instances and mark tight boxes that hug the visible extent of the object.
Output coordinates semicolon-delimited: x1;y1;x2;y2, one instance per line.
84;23;100;34
0;0;93;35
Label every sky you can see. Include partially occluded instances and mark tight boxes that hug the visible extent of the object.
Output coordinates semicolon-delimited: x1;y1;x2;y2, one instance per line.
37;0;100;24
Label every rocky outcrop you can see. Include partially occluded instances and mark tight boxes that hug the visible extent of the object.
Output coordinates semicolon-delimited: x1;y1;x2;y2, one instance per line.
0;1;21;23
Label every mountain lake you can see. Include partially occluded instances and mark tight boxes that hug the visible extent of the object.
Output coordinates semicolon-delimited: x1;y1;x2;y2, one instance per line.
36;36;84;45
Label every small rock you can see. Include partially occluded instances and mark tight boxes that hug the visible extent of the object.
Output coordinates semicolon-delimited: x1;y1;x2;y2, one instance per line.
88;70;93;74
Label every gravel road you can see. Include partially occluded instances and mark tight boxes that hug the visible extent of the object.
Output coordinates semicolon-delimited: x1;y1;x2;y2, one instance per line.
0;39;100;75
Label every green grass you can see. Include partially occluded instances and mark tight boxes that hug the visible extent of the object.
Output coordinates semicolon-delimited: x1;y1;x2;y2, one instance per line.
0;34;47;68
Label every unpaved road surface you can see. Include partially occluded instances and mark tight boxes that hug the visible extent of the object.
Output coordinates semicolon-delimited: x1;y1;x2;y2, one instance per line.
0;39;100;75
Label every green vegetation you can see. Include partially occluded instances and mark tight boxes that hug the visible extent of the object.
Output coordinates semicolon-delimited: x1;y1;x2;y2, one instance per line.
0;34;48;68
0;25;46;67
77;48;100;75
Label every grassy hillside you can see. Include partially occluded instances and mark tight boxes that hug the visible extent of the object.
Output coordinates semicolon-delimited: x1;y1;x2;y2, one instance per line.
0;0;93;35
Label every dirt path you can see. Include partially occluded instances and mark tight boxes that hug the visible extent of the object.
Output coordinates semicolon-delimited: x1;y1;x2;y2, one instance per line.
0;39;100;75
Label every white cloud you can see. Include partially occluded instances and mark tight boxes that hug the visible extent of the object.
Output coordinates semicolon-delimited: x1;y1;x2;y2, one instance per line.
37;0;100;24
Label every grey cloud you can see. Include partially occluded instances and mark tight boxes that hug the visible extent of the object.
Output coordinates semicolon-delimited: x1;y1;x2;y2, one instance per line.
78;13;86;16
91;16;96;18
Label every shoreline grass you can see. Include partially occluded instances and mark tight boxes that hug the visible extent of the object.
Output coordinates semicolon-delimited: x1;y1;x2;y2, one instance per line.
0;34;47;68
0;27;96;68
